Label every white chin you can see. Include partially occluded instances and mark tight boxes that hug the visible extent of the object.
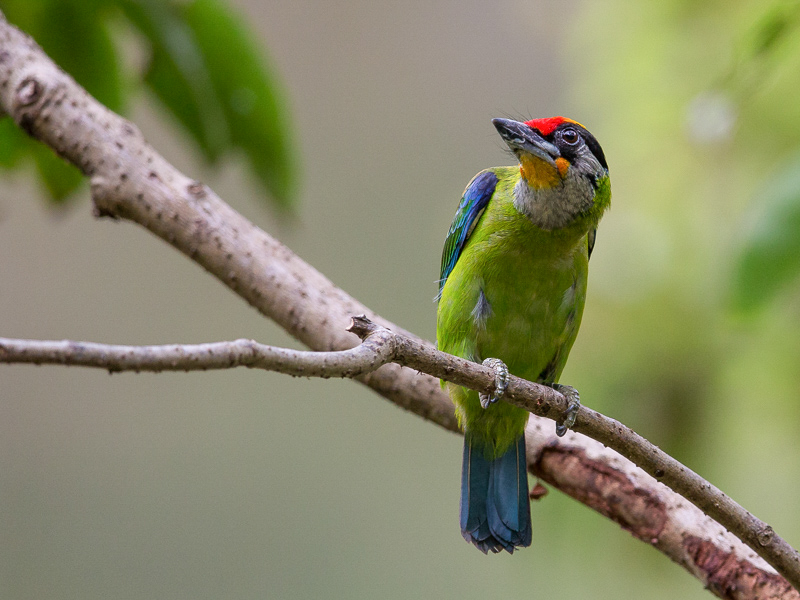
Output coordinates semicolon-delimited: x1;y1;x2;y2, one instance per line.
512;178;586;230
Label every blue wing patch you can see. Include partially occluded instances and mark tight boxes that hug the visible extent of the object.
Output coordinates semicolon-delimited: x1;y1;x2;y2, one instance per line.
438;170;497;297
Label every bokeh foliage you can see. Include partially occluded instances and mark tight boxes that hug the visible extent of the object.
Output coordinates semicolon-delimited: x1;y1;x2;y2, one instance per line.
729;1;800;312
0;0;297;209
564;0;800;505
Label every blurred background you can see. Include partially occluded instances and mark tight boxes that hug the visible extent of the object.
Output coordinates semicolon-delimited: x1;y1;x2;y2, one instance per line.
2;0;800;598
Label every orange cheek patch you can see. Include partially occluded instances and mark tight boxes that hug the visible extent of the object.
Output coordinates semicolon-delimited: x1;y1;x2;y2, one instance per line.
520;154;560;189
555;157;570;178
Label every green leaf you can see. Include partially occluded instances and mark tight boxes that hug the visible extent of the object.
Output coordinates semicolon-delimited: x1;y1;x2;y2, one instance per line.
31;144;84;203
120;0;230;161
183;0;298;209
0;0;55;38
730;154;800;312
0;0;122;203
22;0;123;112
0;119;29;168
0;0;297;210
744;1;800;61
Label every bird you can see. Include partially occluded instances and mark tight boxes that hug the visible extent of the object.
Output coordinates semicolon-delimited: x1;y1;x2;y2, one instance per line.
436;116;610;553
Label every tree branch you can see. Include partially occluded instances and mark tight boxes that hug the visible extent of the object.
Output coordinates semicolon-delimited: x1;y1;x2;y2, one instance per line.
0;326;396;377
0;12;797;598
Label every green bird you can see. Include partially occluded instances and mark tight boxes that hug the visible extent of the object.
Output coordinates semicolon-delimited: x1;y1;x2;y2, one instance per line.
436;116;610;553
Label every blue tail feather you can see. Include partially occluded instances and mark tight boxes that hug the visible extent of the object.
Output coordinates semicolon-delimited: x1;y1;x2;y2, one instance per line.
460;433;532;553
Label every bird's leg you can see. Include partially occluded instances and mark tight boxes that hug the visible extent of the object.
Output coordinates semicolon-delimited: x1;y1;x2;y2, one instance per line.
548;383;580;437
480;358;509;409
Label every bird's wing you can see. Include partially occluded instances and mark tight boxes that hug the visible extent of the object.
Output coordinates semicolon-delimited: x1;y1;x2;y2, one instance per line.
588;228;597;260
438;170;498;297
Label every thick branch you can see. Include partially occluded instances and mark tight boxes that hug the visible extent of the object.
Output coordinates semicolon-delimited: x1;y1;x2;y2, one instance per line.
0;12;797;599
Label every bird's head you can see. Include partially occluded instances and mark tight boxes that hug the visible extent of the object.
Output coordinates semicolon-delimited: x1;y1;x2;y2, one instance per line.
492;117;609;230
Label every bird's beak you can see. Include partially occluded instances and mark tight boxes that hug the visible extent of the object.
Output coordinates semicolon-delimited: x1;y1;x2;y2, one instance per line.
492;118;563;189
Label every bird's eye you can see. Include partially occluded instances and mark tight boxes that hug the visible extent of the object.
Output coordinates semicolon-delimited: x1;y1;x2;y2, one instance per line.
560;128;580;145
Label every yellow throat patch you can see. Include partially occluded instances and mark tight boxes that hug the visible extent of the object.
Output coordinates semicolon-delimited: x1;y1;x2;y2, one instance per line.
519;155;570;189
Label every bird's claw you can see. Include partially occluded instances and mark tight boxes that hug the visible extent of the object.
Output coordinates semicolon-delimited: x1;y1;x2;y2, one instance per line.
551;383;580;437
480;358;508;409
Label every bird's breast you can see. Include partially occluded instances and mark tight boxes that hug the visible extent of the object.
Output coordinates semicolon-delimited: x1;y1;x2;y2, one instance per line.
472;245;586;383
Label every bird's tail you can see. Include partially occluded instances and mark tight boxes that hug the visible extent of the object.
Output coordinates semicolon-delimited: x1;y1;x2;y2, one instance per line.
460;432;532;553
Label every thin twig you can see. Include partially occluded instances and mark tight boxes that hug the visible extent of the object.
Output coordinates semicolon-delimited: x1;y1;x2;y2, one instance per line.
0;328;396;377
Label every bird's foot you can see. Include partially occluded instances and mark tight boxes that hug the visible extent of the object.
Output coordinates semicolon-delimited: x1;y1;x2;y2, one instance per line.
550;383;580;437
480;358;508;409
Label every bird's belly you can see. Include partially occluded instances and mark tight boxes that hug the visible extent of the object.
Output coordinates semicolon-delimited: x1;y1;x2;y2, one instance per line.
475;273;583;384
